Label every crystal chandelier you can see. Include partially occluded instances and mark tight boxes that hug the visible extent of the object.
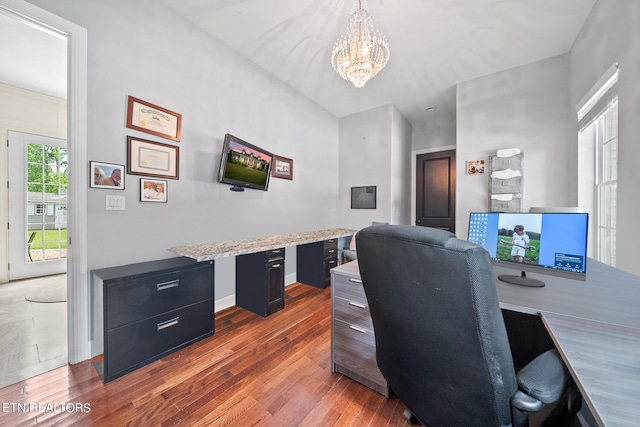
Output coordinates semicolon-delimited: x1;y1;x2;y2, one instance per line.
331;0;390;88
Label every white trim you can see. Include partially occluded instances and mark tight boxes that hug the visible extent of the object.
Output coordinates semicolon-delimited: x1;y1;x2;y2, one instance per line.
0;0;89;364
214;294;236;313
410;145;457;225
576;63;619;114
285;272;297;286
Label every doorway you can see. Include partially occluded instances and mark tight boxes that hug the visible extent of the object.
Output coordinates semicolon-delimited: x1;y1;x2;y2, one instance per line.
415;149;456;232
8;131;67;280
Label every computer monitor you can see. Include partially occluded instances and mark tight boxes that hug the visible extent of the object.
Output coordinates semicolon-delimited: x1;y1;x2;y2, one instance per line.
467;212;589;287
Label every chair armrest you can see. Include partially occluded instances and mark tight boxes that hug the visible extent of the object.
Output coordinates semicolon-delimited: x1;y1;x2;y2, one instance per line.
516;349;570;405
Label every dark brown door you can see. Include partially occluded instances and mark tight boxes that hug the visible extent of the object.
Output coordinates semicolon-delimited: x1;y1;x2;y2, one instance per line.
416;149;456;232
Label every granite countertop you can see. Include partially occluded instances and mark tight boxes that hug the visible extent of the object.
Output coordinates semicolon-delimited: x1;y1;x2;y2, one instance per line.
167;228;356;262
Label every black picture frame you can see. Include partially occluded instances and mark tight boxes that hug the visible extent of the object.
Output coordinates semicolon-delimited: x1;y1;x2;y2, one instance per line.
351;186;376;209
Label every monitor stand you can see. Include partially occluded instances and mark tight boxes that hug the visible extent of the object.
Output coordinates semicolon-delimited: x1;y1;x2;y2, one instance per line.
229;185;245;192
498;271;545;287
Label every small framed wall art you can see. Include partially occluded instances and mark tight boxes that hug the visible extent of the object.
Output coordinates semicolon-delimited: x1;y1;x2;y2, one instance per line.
140;178;167;203
351;186;376;209
467;159;485;175
272;155;293;180
90;161;125;189
126;96;182;142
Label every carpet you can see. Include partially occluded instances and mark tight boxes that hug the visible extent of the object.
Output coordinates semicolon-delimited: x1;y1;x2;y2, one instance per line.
25;282;67;303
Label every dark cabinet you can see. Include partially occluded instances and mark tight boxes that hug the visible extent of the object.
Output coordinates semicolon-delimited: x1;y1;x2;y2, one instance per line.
296;238;338;288
236;248;285;316
92;257;214;383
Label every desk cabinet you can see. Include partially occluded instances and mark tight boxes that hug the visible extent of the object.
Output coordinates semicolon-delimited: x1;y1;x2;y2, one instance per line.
331;262;388;397
92;257;214;383
297;238;338;288
236;248;285;316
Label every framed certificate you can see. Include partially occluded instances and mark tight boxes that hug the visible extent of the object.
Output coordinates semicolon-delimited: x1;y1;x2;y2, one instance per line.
127;136;179;179
126;96;181;142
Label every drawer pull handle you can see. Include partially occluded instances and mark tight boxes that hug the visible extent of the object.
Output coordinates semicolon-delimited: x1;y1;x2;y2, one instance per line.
157;280;179;291
349;325;366;334
327;260;336;265
157;317;179;331
349;278;363;284
327;249;335;253
271;263;281;268
349;301;366;309
271;250;281;253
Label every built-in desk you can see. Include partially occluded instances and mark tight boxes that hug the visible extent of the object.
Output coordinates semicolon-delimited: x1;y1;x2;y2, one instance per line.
493;259;640;427
168;228;355;315
336;259;640;427
167;228;355;262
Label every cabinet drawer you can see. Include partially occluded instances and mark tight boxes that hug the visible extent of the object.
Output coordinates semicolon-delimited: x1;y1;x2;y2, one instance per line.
332;274;367;304
267;248;285;263
333;297;373;330
332;320;386;385
324;239;338;259
106;299;213;380
489;176;522;194
106;264;213;329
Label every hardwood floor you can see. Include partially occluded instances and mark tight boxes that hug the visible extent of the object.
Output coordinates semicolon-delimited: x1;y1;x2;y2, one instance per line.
0;283;410;426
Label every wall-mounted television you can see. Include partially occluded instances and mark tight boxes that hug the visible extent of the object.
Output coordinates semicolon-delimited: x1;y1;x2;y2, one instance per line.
218;133;273;192
467;212;589;287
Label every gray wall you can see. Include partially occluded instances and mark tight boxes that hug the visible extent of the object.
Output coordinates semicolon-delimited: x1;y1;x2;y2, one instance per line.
338;104;412;230
455;54;572;240
454;0;640;276
28;0;340;298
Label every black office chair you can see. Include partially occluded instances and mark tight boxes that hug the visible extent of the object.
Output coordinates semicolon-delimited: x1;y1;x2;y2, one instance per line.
356;225;579;427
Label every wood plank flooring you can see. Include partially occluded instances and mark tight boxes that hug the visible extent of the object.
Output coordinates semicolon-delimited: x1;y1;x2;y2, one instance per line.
0;283;410;426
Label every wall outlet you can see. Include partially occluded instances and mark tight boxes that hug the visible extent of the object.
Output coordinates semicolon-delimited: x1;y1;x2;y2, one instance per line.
106;195;125;211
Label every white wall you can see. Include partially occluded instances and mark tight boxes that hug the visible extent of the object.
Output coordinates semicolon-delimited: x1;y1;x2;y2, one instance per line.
568;0;640;275
455;55;572;241
338;104;412;230
28;0;340;299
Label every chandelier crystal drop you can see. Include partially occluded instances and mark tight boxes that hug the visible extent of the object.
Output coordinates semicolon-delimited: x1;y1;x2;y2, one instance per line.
331;0;389;88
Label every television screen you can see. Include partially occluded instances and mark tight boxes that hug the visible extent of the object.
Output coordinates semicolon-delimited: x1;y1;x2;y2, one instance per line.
467;212;589;287
218;134;273;191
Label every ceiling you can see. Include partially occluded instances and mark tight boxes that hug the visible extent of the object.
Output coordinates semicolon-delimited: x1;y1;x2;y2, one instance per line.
1;1;597;130
158;0;596;129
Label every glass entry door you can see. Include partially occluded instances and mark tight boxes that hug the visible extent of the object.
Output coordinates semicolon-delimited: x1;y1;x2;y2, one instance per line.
8;131;67;280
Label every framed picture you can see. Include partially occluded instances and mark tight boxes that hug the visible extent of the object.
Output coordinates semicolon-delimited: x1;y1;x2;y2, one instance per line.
126;96;182;142
127;136;179;179
140;178;167;203
272;155;293;180
90;161;125;190
351;186;376;209
467;159;485;175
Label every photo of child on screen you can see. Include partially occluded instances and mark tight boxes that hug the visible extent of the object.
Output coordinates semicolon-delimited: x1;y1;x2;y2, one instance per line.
510;225;529;262
496;214;541;265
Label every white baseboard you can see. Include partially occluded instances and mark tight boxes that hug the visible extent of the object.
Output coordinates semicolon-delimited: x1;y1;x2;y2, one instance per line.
285;273;297;286
214;293;236;312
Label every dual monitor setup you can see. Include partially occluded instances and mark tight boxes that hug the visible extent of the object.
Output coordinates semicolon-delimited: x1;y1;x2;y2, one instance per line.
468;212;589;287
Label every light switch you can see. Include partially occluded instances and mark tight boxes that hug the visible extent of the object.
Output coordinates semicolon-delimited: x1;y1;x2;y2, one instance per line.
106;195;126;210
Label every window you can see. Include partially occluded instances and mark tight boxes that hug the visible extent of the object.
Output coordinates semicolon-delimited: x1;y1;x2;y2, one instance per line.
577;66;618;266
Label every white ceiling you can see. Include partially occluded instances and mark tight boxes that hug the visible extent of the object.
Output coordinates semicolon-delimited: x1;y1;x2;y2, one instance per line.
158;0;597;129
1;1;597;130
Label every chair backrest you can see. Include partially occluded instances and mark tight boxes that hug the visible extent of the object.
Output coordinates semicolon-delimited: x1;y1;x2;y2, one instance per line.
357;225;518;426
